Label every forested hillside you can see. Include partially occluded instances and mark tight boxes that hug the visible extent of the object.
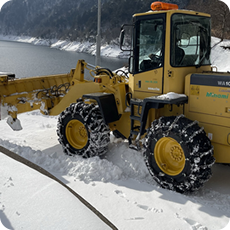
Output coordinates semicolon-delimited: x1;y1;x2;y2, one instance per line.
0;0;229;43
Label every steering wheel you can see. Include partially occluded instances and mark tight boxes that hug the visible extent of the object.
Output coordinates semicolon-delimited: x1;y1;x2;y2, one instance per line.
140;53;163;71
149;53;162;66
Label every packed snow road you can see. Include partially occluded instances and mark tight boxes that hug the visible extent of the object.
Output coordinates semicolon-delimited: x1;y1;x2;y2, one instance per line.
0;111;229;230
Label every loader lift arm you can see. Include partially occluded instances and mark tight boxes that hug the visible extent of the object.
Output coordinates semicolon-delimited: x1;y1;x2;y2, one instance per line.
0;59;128;131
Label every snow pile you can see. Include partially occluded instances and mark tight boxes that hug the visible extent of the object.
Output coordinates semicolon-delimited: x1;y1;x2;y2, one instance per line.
0;127;150;184
156;92;187;100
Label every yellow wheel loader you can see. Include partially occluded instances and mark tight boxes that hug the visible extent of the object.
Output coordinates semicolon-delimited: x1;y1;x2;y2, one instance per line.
0;1;229;193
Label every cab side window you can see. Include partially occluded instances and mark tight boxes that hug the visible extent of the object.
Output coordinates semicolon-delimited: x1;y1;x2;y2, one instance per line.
171;14;211;67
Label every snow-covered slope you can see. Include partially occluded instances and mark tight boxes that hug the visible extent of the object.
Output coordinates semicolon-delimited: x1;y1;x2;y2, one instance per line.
0;35;127;59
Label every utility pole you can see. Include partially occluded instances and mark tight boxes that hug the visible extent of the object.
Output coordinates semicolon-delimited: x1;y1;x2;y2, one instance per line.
95;0;101;66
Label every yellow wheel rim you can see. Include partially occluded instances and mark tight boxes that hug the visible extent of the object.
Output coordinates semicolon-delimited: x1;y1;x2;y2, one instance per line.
65;119;88;149
154;137;185;176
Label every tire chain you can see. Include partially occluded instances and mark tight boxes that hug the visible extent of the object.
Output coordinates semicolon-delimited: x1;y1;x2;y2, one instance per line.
57;102;110;158
144;115;215;193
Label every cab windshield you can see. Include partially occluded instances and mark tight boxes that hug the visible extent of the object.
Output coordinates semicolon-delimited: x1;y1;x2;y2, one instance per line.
171;14;211;67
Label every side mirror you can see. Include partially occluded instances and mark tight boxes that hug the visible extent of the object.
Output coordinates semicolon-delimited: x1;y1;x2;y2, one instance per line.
119;24;133;51
119;29;125;49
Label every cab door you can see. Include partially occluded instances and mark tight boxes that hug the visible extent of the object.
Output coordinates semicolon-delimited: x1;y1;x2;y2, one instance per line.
130;13;166;99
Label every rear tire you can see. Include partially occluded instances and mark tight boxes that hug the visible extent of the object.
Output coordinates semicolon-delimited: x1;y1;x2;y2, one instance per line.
57;101;110;158
144;115;215;193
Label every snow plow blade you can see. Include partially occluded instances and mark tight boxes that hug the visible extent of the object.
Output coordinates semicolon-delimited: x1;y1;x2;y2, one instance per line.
7;116;22;131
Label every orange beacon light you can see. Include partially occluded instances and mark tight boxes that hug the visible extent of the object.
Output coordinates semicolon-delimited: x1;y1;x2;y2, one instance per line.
151;2;179;11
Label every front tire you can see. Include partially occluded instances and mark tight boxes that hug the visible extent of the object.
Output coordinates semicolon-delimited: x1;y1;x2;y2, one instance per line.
57;102;110;158
144;115;215;193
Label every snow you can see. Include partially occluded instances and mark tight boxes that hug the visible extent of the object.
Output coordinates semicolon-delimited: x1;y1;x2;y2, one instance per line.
0;110;229;230
156;92;187;100
0;153;111;230
0;36;230;230
211;37;230;71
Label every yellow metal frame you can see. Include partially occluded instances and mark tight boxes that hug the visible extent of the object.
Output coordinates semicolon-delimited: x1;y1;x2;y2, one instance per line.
184;74;230;163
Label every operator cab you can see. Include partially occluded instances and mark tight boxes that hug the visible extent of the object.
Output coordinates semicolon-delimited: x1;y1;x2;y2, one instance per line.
120;2;211;98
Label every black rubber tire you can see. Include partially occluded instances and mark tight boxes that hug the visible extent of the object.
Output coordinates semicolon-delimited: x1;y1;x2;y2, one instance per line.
144;115;215;193
57;101;110;158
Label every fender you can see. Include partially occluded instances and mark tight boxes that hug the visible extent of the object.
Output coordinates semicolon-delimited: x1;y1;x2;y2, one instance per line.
83;93;120;124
